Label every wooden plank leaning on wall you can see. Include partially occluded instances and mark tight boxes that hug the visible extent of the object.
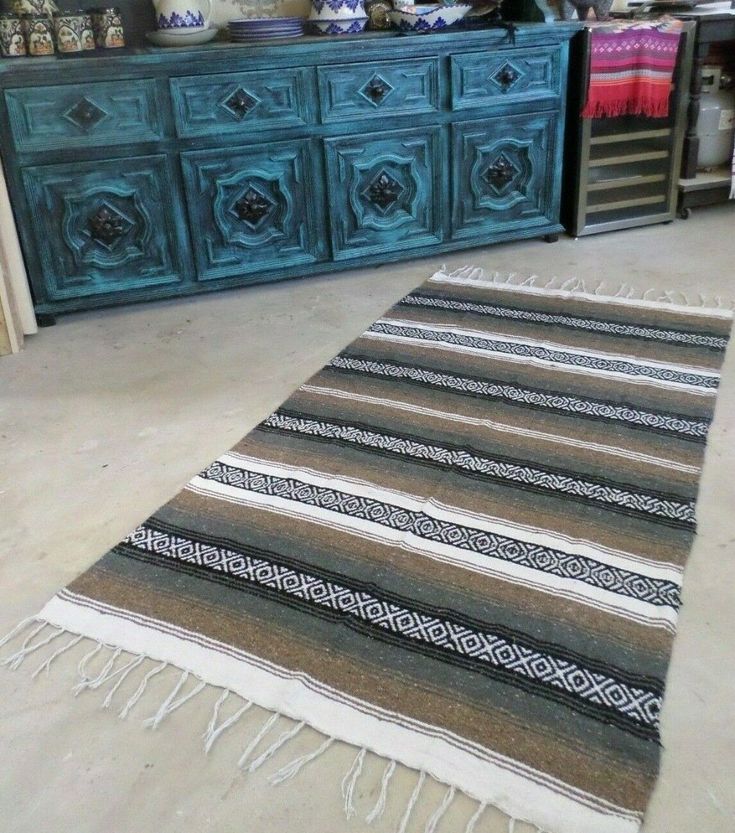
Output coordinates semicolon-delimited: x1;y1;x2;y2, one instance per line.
0;153;36;356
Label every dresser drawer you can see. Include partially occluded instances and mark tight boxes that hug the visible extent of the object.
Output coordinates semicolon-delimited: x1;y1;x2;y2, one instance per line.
4;80;162;152
180;139;325;280
324;126;444;259
451;112;560;241
23;155;186;301
318;58;440;123
450;47;561;111
170;68;315;138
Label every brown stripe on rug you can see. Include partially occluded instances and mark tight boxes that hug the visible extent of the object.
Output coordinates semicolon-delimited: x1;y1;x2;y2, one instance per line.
3;267;732;833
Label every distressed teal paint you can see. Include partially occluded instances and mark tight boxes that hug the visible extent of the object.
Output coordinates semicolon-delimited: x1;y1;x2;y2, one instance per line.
0;26;578;316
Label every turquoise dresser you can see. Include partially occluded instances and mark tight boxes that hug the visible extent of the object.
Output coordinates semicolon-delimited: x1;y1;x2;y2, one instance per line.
0;25;577;319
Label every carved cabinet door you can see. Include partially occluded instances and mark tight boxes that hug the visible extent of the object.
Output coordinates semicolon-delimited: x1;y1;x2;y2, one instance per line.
324;126;444;260
451;112;560;242
22;154;186;302
180;139;325;281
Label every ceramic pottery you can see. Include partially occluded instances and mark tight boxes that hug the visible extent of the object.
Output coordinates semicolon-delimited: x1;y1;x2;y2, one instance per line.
145;25;217;45
25;13;54;54
308;0;366;20
227;17;305;41
90;7;125;48
388;3;470;30
10;0;57;20
0;13;27;56
153;0;212;33
310;16;367;33
53;11;85;53
80;12;95;49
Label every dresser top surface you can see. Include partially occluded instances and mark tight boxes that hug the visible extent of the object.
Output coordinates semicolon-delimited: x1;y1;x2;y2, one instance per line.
0;23;579;83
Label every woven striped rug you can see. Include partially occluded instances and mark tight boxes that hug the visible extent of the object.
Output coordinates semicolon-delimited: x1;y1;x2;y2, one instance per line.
3;268;732;833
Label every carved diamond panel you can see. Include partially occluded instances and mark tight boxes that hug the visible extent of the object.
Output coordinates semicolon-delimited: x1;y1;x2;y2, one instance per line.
220;87;260;121
363;170;404;213
490;61;523;92
85;202;135;250
63;97;108;132
359;74;395;106
482;153;521;195
230;185;275;229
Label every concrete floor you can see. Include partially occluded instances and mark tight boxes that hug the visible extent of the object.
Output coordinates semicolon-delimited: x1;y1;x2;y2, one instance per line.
1;205;735;833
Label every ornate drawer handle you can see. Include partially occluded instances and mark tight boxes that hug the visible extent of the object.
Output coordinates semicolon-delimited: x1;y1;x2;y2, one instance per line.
364;77;390;104
366;171;403;210
494;66;519;89
234;187;272;226
88;206;125;244
484;159;516;189
224;88;258;119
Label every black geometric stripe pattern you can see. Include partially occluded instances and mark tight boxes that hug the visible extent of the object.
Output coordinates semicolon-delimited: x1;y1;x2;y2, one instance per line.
368;321;719;390
401;291;729;351
328;355;711;441
123;522;663;737
260;410;696;528
199;461;682;609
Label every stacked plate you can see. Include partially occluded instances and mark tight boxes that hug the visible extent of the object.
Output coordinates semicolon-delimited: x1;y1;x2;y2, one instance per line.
228;17;305;41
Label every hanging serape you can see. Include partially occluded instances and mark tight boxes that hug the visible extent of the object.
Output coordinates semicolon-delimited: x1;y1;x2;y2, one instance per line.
582;17;684;120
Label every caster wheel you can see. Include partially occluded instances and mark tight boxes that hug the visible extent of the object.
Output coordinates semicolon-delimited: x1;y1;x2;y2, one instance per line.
679;207;691;220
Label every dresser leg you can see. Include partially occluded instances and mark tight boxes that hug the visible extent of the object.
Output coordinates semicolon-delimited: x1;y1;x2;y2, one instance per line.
36;313;57;327
543;233;559;243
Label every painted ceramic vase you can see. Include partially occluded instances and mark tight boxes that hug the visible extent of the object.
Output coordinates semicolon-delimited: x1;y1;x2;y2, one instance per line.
90;7;125;48
0;13;27;56
152;0;212;32
309;0;365;20
10;0;57;20
53;10;85;53
310;16;367;33
25;13;54;54
81;11;96;49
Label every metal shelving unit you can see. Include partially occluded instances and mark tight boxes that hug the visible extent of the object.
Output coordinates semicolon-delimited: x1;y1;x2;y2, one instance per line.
563;24;695;236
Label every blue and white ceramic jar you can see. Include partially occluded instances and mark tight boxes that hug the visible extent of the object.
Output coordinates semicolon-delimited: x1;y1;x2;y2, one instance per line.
152;0;211;32
309;0;367;35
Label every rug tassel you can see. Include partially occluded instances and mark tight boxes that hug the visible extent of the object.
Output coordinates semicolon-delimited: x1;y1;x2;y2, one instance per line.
268;737;335;785
1;624;61;671
143;670;206;729
119;660;167;719
75;642;104;690
248;720;306;773
203;688;230;746
366;759;396;824
341;747;366;818
73;647;122;695
396;770;426;833
424;785;455;833
238;711;280;768
0;616;39;650
463;801;487;833
101;655;146;709
32;634;83;678
204;699;253;755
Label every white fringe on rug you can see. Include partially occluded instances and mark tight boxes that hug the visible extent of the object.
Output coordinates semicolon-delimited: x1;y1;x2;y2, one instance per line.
0;618;558;833
431;266;735;315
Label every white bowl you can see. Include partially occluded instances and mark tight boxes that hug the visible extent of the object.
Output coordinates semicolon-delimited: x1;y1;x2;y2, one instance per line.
310;16;368;33
146;26;218;46
308;0;366;20
388;3;470;30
